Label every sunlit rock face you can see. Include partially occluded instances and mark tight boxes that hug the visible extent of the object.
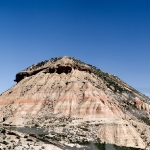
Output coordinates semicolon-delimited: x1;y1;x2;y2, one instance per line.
0;56;150;149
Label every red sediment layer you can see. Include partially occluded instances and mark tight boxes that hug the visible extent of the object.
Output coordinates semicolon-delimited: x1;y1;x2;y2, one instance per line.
0;99;45;105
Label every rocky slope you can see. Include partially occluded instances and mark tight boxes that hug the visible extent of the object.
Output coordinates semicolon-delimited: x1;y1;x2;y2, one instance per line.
0;56;150;149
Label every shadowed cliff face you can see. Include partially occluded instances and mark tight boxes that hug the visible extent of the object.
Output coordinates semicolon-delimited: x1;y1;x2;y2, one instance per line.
0;56;150;149
14;56;92;83
15;65;73;82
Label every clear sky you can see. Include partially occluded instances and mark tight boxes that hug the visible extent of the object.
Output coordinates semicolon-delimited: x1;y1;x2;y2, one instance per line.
0;0;150;97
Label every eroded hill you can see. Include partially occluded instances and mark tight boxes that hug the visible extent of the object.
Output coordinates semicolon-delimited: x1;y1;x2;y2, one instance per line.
0;56;150;149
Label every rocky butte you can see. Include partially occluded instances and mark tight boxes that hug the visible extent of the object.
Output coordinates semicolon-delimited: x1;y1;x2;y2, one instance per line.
0;56;150;150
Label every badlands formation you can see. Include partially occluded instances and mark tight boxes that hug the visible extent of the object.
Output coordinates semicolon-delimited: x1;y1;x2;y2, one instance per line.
0;56;150;149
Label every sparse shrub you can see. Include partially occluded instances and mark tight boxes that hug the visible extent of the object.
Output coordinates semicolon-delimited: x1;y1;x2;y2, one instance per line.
34;124;39;127
1;129;6;134
2;141;8;145
24;135;28;138
26;139;33;141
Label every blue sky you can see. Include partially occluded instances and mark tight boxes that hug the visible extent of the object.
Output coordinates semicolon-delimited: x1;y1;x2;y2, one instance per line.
0;0;150;97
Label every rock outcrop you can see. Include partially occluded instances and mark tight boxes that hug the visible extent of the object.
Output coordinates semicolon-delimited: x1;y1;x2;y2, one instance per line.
0;56;150;149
